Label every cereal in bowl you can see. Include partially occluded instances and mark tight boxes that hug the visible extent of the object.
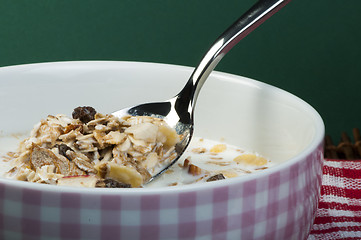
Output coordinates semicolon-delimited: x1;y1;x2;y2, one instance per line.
4;106;180;188
2;106;272;188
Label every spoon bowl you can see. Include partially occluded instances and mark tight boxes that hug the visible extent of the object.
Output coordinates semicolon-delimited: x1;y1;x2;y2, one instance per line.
113;0;291;183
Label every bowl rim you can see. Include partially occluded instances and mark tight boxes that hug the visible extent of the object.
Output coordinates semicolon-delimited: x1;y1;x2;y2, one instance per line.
0;60;325;195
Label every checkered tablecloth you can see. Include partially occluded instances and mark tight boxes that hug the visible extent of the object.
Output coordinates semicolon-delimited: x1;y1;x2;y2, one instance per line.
308;159;361;240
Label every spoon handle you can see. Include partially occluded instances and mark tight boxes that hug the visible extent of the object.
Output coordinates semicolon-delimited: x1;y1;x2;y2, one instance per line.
177;0;291;114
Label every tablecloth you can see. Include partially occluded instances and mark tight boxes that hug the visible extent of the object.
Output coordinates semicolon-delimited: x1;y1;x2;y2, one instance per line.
308;159;361;240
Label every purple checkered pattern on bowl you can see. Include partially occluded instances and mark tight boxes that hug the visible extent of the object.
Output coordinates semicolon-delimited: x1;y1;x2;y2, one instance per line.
0;143;323;240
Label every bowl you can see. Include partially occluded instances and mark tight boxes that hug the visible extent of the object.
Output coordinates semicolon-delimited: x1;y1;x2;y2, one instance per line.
0;61;324;240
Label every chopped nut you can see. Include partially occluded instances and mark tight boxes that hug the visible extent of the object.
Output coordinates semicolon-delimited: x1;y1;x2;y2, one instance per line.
188;164;202;176
205;161;230;166
182;158;191;168
206;173;225;182
94;162;108;178
255;166;269;170
191;147;207;154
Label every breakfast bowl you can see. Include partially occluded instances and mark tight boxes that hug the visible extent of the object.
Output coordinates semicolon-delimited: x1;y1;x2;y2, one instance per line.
0;61;324;240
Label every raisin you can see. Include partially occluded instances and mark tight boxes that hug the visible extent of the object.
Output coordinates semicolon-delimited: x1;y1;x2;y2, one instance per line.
57;144;73;160
72;106;97;124
206;173;225;182
103;179;132;188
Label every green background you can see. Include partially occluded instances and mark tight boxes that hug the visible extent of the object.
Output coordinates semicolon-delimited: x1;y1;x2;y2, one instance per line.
1;0;360;142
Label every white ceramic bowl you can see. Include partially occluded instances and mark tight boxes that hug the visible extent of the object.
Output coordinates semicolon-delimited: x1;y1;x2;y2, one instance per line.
0;61;324;240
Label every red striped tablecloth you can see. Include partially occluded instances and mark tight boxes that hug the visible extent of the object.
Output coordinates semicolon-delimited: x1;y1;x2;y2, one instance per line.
308;159;361;240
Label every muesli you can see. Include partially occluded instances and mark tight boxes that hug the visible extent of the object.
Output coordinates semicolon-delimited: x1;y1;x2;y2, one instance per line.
4;107;180;188
2;107;271;188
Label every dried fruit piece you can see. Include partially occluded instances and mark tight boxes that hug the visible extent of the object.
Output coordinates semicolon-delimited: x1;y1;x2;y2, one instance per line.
210;144;227;153
57;144;73;160
72;106;97;123
57;175;99;187
106;162;143;187
233;154;268;166
157;125;180;148
96;179;131;188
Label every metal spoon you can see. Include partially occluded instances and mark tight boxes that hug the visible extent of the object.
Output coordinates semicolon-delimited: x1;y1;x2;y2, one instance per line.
113;0;291;183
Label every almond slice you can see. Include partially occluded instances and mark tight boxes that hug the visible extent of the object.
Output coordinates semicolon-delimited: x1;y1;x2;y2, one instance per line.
210;144;227;153
233;154;268;166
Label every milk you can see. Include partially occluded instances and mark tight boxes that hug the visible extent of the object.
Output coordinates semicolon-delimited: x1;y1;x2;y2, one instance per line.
0;134;272;187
